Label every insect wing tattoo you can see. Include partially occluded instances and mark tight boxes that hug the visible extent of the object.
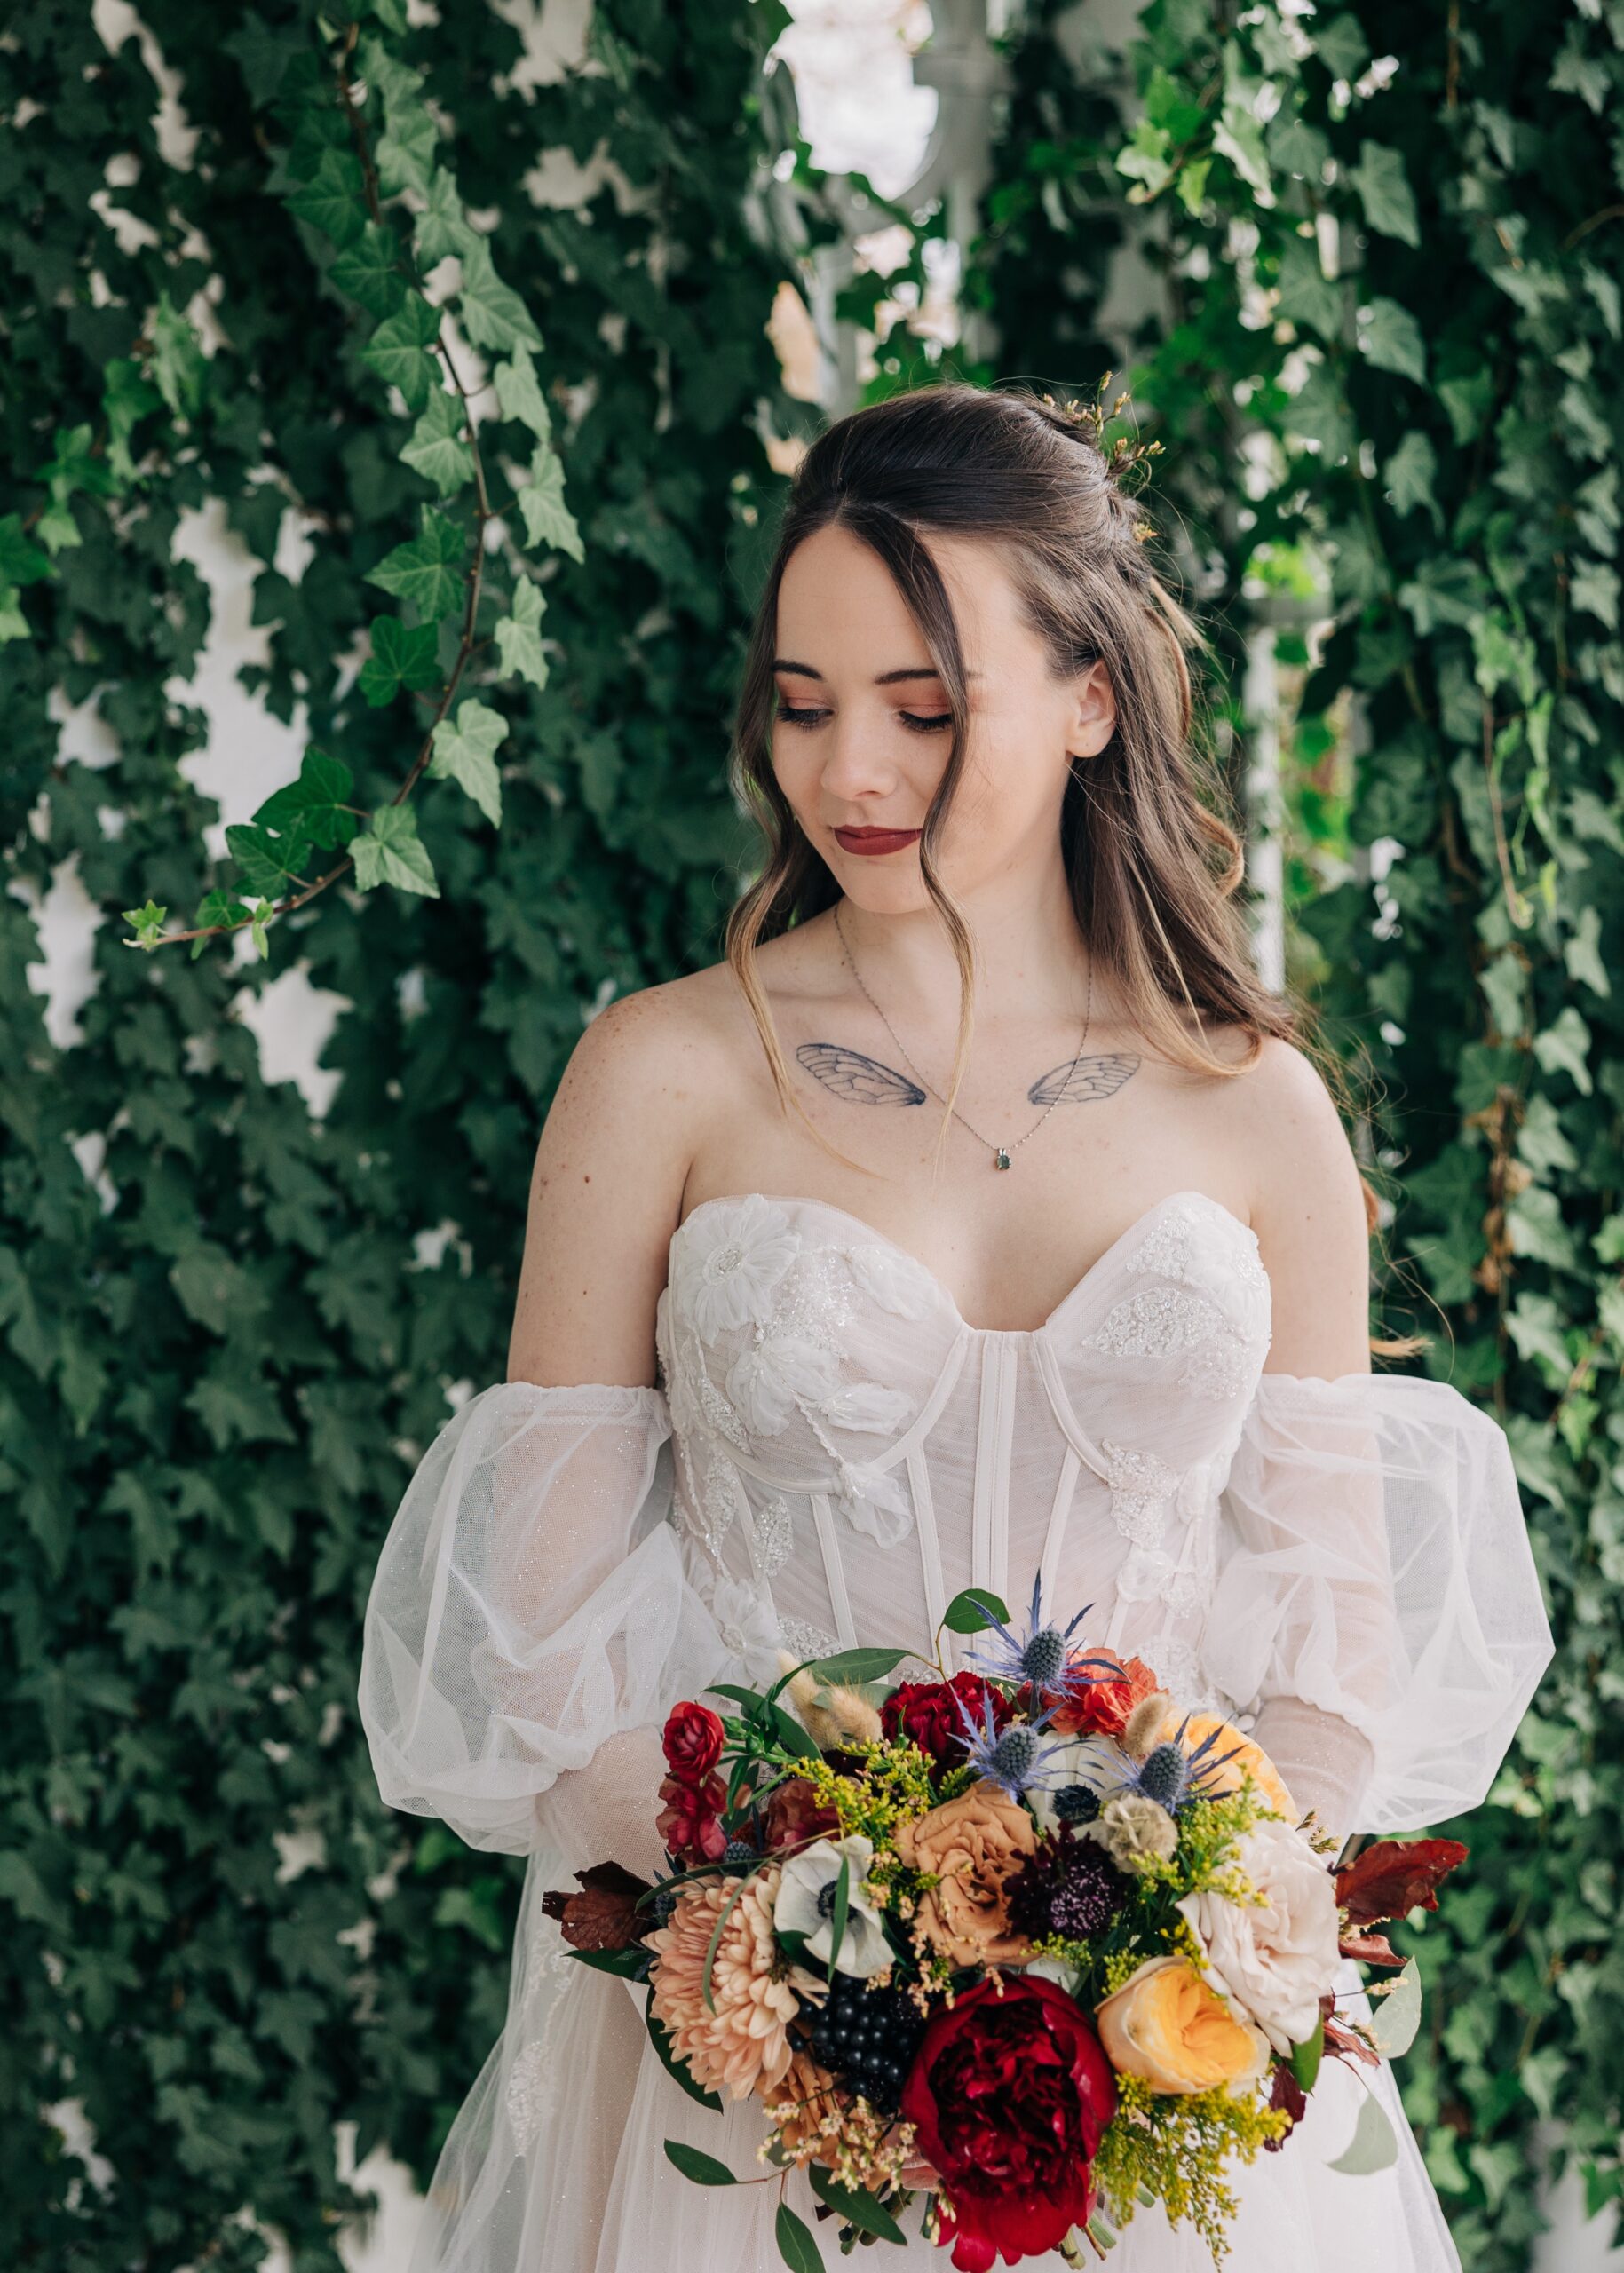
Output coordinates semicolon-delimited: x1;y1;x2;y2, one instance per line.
796;1041;1140;1110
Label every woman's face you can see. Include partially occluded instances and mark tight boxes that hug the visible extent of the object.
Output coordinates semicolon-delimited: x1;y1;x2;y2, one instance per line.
770;520;1115;912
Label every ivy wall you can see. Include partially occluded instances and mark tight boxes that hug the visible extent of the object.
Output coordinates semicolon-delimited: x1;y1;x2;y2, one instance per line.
1;2;807;2266
6;1;1620;2269
977;2;1624;2262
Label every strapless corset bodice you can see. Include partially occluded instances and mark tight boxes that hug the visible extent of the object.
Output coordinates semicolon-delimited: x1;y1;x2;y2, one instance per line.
653;1188;1273;1706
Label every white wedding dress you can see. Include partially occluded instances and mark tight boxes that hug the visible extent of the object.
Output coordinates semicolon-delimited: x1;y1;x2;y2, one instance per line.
359;1187;1553;2273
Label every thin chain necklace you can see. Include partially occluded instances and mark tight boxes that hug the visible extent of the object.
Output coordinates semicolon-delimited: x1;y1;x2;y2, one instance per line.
832;900;1095;1171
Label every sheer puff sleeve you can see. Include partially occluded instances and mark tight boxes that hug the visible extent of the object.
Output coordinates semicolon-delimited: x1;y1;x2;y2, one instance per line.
1200;1372;1554;1838
359;1381;731;1873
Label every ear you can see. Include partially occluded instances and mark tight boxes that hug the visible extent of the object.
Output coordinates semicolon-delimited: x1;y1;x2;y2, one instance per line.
1066;660;1117;760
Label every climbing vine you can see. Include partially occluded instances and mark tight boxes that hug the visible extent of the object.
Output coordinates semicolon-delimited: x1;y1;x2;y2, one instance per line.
980;3;1623;2263
0;1;806;2265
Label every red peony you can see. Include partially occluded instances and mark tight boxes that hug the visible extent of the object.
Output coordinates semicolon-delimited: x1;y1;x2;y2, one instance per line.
661;1699;726;1786
1049;1648;1159;1739
900;1975;1117;2272
881;1673;1013;1771
655;1770;727;1865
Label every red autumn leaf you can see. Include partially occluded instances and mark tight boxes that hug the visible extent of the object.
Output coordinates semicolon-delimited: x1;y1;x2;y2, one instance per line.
539;1860;653;1951
1339;1928;1405;1968
1335;1837;1468;1928
1264;2060;1307;2153
1323;2017;1382;2070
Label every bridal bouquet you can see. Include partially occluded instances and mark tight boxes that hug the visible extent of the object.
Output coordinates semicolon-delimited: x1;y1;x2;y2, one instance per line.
543;1582;1465;2269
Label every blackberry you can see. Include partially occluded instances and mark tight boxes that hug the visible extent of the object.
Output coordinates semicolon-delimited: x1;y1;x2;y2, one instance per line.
1007;1833;1127;1941
804;1970;926;2115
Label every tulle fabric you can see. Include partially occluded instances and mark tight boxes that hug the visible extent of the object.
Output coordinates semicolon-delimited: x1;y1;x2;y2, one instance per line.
356;1190;1552;2273
359;1382;735;1874
1202;1372;1552;1834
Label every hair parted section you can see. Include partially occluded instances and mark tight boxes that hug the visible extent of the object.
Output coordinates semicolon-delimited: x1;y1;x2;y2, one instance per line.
720;380;1402;1344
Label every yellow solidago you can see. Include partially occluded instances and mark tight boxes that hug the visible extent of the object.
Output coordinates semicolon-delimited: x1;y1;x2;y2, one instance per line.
1094;2076;1290;2262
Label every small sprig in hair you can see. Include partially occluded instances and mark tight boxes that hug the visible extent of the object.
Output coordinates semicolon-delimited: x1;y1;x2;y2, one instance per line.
1040;373;1163;540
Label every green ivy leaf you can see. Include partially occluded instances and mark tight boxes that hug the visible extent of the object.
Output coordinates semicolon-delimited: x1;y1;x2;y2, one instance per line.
367;506;467;621
495;342;551;440
360;294;441;412
456;234;542;352
0;586;27;643
121;899;169;950
359;616;442;707
1358;297;1428;386
429;699;507;825
0;514;51;586
1313;12;1368;80
225;820;313;898
518;446;584;560
416;169;478;266
286;148;368;248
151;301;205;417
494;580;549;689
376;107;438;199
329;222;408;319
401;389;474;496
1349;139;1420;247
350;802;440;897
257;749;360;851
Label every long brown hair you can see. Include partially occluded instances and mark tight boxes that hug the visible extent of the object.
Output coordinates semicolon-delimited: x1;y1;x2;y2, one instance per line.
720;380;1406;1342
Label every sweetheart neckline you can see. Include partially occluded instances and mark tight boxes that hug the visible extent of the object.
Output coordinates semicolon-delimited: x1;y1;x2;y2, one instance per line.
669;1185;1262;1340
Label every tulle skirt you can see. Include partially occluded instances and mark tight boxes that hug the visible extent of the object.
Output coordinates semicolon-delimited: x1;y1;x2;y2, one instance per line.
403;1875;1461;2273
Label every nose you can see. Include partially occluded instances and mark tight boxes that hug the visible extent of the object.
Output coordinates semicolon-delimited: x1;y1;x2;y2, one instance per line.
817;715;900;806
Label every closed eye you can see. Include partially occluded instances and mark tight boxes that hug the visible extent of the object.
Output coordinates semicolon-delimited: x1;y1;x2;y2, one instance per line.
774;703;951;734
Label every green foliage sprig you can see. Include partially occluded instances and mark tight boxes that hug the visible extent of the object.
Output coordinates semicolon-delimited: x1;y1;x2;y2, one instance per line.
119;5;582;956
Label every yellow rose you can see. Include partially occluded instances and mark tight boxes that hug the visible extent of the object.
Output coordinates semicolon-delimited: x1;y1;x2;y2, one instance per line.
1175;1712;1295;1820
1096;1956;1271;2095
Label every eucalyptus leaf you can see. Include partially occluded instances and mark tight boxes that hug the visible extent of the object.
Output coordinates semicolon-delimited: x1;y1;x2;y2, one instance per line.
775;2203;824;2273
662;2141;737;2186
1369;1959;1422;2059
942;1588;1010;1635
808;2164;906;2244
1327;2091;1399;2176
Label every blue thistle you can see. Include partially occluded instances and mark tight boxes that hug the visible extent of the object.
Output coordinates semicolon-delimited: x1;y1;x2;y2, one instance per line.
963;1574;1095;1696
1121;1717;1245;1817
951;1683;1071;1802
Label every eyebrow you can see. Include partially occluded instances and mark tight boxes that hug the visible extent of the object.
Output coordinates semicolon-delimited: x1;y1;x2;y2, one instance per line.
772;660;980;684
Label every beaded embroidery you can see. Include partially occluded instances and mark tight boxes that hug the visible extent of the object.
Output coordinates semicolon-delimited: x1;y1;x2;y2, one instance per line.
753;1495;794;1579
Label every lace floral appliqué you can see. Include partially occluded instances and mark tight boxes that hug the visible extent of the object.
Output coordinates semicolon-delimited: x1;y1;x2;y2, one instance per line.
1084;1286;1259;1404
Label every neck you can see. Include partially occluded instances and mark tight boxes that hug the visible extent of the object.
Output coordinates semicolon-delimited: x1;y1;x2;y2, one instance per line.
835;862;1091;1028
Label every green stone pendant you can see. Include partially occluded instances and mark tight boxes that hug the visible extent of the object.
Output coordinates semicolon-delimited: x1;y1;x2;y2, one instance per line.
994;1147;1011;1170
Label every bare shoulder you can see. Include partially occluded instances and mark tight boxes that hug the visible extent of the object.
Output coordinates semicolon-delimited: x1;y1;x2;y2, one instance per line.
507;969;740;1389
1212;1031;1373;1377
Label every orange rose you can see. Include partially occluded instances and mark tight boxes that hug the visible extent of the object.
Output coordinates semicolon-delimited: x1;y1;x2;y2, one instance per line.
892;1778;1037;1968
1096;1956;1270;2095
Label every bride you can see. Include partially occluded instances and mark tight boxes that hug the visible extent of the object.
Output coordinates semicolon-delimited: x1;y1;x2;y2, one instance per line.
359;383;1551;2271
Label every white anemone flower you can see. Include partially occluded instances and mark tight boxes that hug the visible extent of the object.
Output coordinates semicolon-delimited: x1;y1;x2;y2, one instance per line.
772;1834;892;1977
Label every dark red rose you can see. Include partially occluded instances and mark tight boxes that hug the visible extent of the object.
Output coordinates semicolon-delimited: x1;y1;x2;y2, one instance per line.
1049;1649;1158;1739
762;1776;842;1854
661;1699;726;1786
881;1674;1013;1771
655;1770;727;1865
900;1975;1117;2272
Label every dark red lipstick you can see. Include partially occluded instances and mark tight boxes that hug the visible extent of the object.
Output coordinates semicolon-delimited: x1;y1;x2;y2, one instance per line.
831;825;923;857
